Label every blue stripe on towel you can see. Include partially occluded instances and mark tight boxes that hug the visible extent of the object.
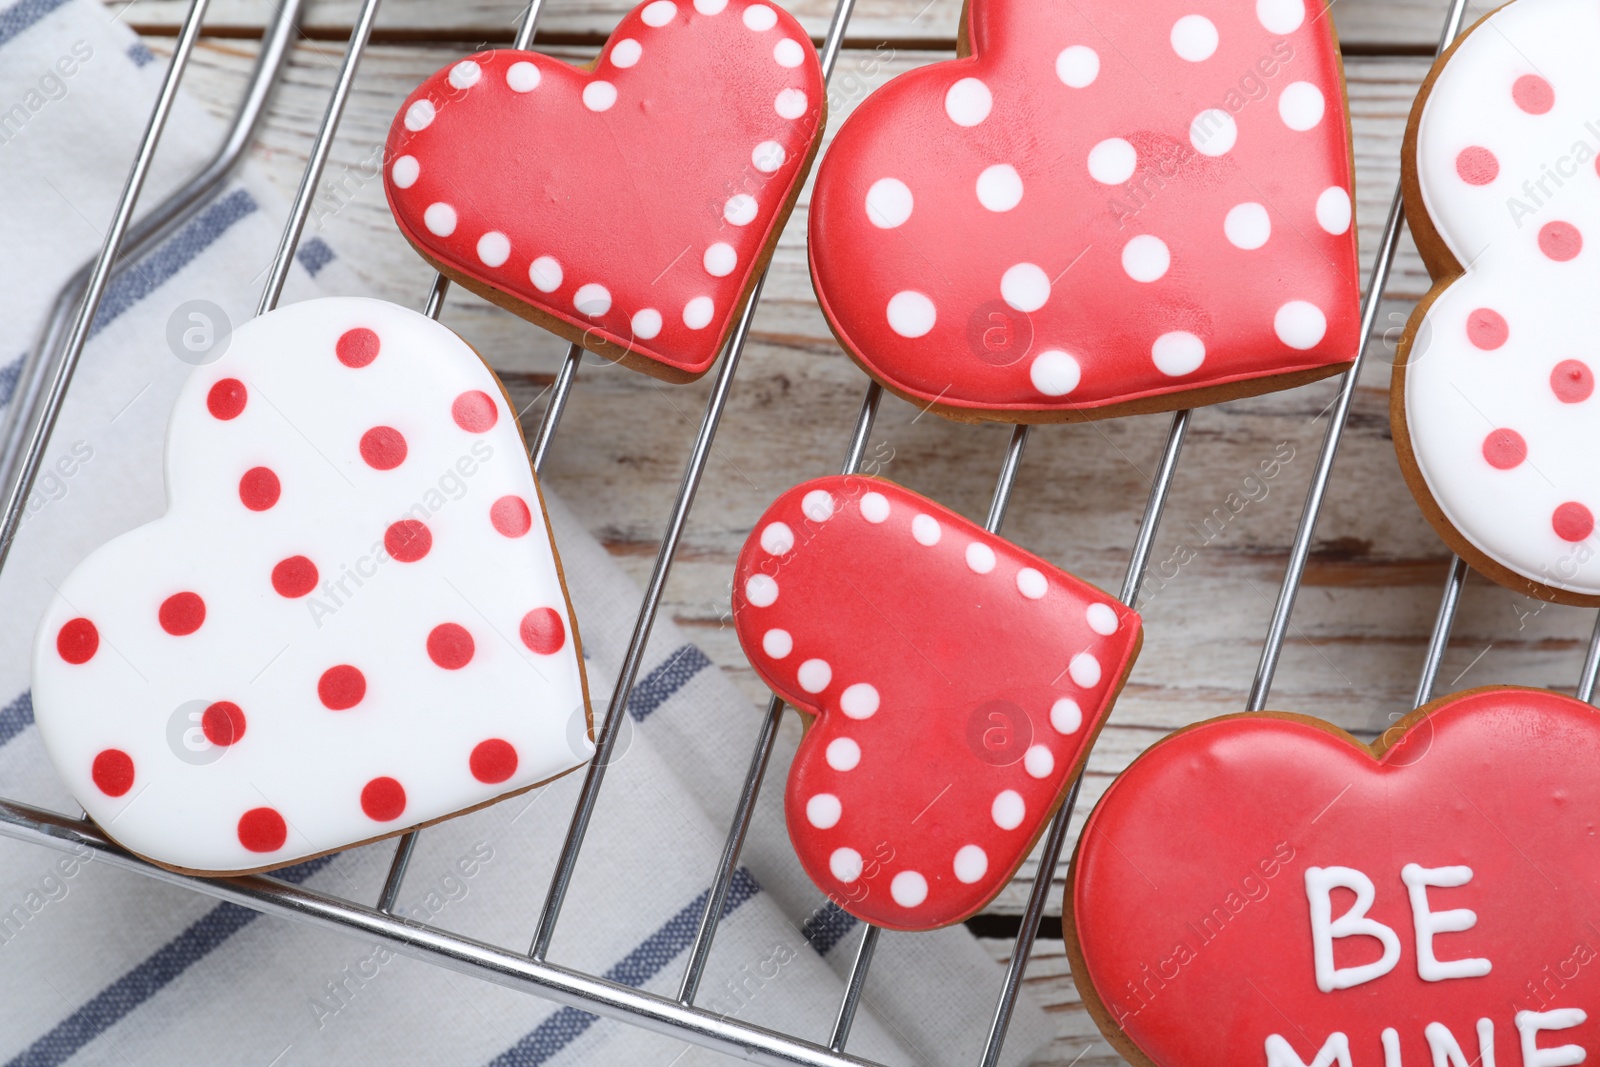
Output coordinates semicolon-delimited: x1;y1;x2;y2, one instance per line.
0;0;70;51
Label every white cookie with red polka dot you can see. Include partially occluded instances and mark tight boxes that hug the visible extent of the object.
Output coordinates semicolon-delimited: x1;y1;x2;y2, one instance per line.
1399;0;1600;604
31;297;593;874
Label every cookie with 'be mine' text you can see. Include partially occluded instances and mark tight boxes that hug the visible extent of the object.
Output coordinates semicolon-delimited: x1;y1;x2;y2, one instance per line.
32;297;592;875
732;476;1141;930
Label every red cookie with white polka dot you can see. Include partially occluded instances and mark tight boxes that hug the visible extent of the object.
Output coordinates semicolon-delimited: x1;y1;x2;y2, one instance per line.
1395;0;1600;605
732;476;1142;930
382;0;824;384
808;0;1360;423
31;297;593;875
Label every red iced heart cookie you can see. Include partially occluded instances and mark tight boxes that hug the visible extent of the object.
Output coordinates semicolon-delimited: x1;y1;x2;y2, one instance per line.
1067;687;1600;1067
383;0;825;384
808;0;1360;422
732;476;1142;930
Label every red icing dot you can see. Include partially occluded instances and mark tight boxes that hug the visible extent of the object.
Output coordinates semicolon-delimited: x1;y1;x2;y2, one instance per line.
158;592;206;636
1539;222;1583;262
91;749;134;797
1552;360;1595;403
1466;309;1509;351
207;379;247;420
239;467;281;511
385;520;432;563
360;777;407;822
238;808;287;853
470;739;518;784
1455;146;1499;186
1482;429;1527;470
202;701;246;746
336;327;380;368
520;608;567;655
452;391;499;433
272;556;319;598
318;665;366;710
427;623;475;669
490;495;532;538
1513;74;1555;115
360;427;407;470
56;618;98;664
1555;502;1595;542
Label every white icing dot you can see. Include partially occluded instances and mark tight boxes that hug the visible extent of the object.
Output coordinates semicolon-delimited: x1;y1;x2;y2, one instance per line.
976;164;1023;212
774;38;804;66
1279;81;1325;131
944;77;992;126
724;194;758;226
752;140;786;173
404;99;435;131
574;283;612;316
745;573;778;607
992;790;1025;830
424;202;457;236
1122;235;1170;283
761;522;795;555
642;0;678;24
966;542;996;574
831;848;863;882
695;0;726;12
840;683;879;719
1016;567;1048;599
887;291;937;338
1055;45;1099;88
1225;202;1272;250
1317;186;1353;235
1024;745;1055;779
1030;350;1080;397
798;658;833;693
953;845;988;884
1275;301;1327;350
826;737;861;771
1190;109;1237;155
449;60;482;88
1070;652;1103;688
891;871;928;908
1000;263;1050;312
631;308;663;340
683;296;714;330
743;3;777;29
1087;138;1137;185
1051;697;1083;734
704;243;738;276
866;178;914;229
1171;15;1218;61
802;489;836;521
1152;332;1205;377
807;793;842;828
762;628;793;658
912;514;941;546
611;38;642;67
506;62;541;92
775;88;808;119
477;231;511;268
529;256;563;293
390;155;419;189
1086;603;1119;635
1257;0;1305;34
860;492;890;523
583;81;618;111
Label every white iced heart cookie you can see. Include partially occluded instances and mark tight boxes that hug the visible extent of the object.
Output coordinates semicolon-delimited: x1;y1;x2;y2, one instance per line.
31;297;592;874
1399;0;1600;604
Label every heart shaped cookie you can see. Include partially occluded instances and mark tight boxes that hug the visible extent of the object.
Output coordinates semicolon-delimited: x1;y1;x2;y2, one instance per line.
732;476;1141;930
808;0;1360;422
1067;686;1600;1067
382;0;825;384
31;298;592;875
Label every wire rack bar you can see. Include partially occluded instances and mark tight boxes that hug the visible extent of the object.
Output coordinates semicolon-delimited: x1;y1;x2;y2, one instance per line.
1414;555;1467;708
829;924;880;1051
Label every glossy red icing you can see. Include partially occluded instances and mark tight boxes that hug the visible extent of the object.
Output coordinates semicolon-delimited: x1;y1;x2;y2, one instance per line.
1069;687;1600;1067
808;0;1360;420
733;476;1141;930
383;0;824;381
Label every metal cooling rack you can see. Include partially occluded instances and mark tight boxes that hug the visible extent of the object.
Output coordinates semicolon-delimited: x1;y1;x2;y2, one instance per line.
0;0;1551;1063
